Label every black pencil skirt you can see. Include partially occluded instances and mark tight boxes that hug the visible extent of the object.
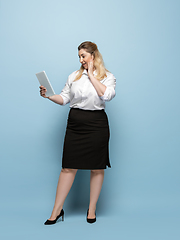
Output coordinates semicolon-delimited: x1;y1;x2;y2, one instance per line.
62;107;111;170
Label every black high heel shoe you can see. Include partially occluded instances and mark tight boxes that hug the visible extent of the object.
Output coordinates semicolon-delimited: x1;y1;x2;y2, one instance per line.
86;209;96;224
44;209;64;225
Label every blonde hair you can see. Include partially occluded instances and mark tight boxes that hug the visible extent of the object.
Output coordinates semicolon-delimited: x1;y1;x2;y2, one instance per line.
74;41;108;81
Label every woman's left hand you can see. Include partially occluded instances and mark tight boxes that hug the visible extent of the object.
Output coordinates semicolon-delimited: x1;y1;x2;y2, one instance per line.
87;60;94;77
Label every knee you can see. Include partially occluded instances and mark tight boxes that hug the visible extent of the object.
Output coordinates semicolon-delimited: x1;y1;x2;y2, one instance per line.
61;168;78;174
91;169;104;174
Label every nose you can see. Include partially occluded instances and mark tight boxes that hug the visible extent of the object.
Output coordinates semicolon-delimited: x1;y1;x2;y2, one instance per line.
79;57;83;63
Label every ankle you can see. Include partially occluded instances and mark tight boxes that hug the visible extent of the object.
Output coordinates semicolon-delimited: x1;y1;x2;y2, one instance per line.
51;207;63;218
89;205;96;211
88;207;96;213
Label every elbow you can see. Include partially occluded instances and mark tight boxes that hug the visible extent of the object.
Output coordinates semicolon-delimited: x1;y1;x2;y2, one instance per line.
98;86;107;97
59;94;70;105
100;88;116;101
98;92;104;98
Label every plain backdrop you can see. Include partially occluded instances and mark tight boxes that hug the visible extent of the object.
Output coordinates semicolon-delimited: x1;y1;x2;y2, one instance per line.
0;0;180;239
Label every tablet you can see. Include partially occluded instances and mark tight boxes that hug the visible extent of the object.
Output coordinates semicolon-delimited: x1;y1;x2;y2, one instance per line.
36;71;55;97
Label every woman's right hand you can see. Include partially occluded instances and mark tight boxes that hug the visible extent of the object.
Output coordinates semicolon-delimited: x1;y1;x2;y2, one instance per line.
39;86;64;105
39;85;49;98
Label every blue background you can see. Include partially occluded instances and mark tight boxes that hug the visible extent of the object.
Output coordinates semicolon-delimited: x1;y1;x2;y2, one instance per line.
1;0;180;239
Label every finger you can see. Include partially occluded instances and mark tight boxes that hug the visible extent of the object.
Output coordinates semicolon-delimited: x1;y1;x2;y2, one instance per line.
88;61;92;66
40;86;46;90
40;89;45;94
89;61;93;66
41;89;46;92
40;93;46;97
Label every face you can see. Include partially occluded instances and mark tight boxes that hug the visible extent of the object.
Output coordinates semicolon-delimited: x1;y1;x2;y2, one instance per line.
78;49;93;70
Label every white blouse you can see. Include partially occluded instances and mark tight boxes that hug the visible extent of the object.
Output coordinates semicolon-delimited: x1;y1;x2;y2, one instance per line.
59;69;116;110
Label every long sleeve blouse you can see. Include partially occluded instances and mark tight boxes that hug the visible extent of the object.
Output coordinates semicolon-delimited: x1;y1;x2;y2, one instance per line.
59;69;116;110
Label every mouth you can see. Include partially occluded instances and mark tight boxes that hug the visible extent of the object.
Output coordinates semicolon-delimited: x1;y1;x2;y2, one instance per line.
82;63;86;67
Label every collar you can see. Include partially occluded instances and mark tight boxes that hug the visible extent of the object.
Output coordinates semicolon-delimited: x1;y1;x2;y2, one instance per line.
82;69;88;75
82;69;97;76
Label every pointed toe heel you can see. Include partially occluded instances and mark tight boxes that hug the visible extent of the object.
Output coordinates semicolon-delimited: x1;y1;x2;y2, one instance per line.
44;209;64;225
86;209;96;224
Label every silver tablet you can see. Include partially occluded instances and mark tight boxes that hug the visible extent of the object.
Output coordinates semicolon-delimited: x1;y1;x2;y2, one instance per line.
36;71;55;97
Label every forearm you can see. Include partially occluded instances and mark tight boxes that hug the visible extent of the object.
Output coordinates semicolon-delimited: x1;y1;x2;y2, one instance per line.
48;94;64;105
88;74;106;97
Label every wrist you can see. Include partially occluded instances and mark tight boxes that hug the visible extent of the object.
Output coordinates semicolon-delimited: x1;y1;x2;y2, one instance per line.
88;72;94;79
47;96;52;100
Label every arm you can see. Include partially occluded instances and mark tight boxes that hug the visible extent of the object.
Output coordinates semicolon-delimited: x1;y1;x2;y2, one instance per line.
39;72;73;105
88;74;107;97
48;94;64;105
87;61;116;101
39;86;64;105
87;61;107;97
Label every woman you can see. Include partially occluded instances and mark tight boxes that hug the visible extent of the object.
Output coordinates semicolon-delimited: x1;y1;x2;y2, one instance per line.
40;41;116;225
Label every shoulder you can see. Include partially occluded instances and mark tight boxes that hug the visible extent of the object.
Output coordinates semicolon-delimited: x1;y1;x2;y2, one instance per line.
68;70;79;79
67;70;79;83
100;71;116;82
106;71;116;79
99;71;116;88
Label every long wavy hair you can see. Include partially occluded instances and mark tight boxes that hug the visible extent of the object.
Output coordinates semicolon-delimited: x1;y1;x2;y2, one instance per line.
74;41;108;81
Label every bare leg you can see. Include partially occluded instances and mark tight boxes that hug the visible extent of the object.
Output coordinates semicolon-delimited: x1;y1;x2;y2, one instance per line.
48;168;78;220
88;169;104;218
